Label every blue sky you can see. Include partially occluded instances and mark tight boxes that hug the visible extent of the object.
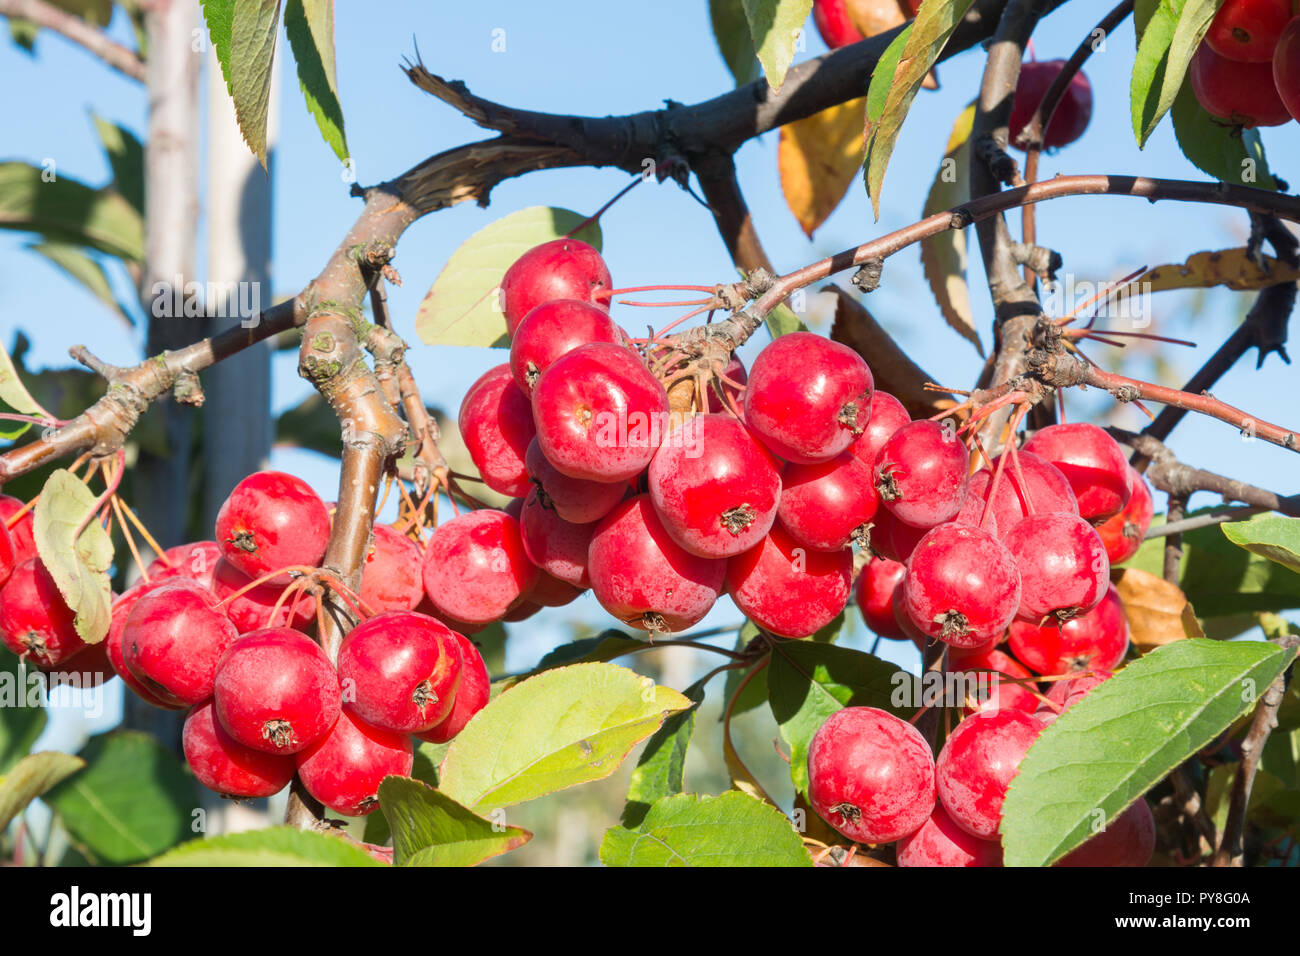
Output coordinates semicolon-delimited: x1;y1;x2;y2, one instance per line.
3;2;1299;739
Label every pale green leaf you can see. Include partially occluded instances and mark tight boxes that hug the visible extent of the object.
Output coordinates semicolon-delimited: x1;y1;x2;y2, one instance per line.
0;751;83;831
283;0;349;163
710;0;761;86
1171;80;1276;188
0;161;144;261
90;114;144;213
0;335;47;440
1131;0;1220;146
33;469;114;644
207;0;282;167
741;0;814;91
1221;514;1300;574
379;776;531;867
622;678;706;827
147;826;383;866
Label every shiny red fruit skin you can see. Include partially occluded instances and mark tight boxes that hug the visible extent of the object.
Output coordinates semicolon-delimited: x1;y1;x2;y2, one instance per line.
726;523;853;639
183;698;295;798
0;522;14;589
500;238;611;336
531;343;670;483
1021;423;1132;523
123;578;239;707
0;495;36;564
1004;512;1109;624
40;639;115;689
936;708;1042;839
946;644;1039;716
215;471;330;587
519;489;595;588
848;390;911;468
807;706;937;844
213;627;340;755
360;525;425;613
874;420;970;528
211;558;315;633
744;331;874;465
0;559;86;667
902;524;1022;649
706;355;747;414
1096;466;1153;565
588;495;725;633
856;556;908;640
778;452;878;552
897;804;1003;867
525;570;583;607
338;610;463;733
891;581;928;651
812;0;864;48
524;437;627;525
1008;59;1093;149
1190;41;1293;126
1035;669;1115;725
1056;799;1155;867
105;584;181;708
968;450;1078;540
1276;17;1300;121
145;541;221;589
421;509;538;627
869;506;929;563
296;710;414;817
648;414;782;558
1206;0;1294;62
418;631;491;744
509;298;624;396
1010;582;1129;676
458;364;536;498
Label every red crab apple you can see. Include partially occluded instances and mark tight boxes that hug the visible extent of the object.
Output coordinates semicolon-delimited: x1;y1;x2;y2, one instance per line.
211;558;315;633
215;471;330;587
417;631;491;744
1056;799;1155;867
0;558;87;668
1035;669;1115;725
777;452;878;552
1008;59;1093;150
946;643;1039;716
874;420;970;529
531;342;670;483
1095;466;1154;565
296;709;414;817
359;524;425;613
936;708;1043;839
0;494;36;564
509;298;623;396
421;509;538;628
499;238;611;336
1010;583;1129;676
1003;512;1109;624
897;803;1003;867
1206;0;1294;62
0;522;14;589
122;578;239;707
856;556;908;641
523;438;626;526
1276;17;1300;121
337;610;463;733
813;0;865;48
587;495;725;633
213;627;340;755
807;706;937;844
726;523;853;639
1020;423;1131;523
458;364;536;498
145;540;221;590
104;584;181;709
743;331;874;465
518;489;596;588
902;523;1022;648
1190;41;1293;126
967;450;1078;541
647;414;782;558
183;698;296;798
848;389;911;468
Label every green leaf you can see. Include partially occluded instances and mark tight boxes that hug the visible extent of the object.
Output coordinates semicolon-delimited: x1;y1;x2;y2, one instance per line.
0;162;144;261
765;300;806;338
206;0;282;167
0;647;46;774
283;0;348;163
45;730;198;865
33;469;114;644
920;101;981;355
362;741;443;845
414;207;601;348
0;334;48;439
863;1;976;219
146;827;383;866
622;678;706;827
722;622;767;718
438;662;690;812
741;0;813;91
1001;638;1296;867
1127;514;1300;629
0;751;83;831
601;791;812;866
1131;0;1219;147
768;639;917;796
29;241;135;327
9;16;38;51
710;0;761;86
379;776;532;867
1171;79;1276;188
90;114;144;214
1221;514;1300;574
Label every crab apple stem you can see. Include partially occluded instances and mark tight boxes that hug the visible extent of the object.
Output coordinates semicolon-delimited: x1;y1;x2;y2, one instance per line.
112;493;172;564
315;571;376;621
618;297;715;308
1006;441;1035;515
565;176;643;239
213;565;319;608
0;413;63;428
74;449;125;541
110;494;151;583
653;305;715;340
1068;328;1197;347
1056;264;1149;324
269;579;313;628
979;403;1032;528
601;284;717;298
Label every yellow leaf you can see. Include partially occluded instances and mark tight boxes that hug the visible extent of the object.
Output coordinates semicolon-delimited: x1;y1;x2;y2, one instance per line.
778;98;867;238
920;102;981;354
1112;567;1202;653
1106;248;1300;311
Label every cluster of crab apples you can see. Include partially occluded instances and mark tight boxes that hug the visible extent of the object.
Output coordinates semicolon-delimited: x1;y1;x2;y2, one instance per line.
0;473;491;817
1190;0;1300;128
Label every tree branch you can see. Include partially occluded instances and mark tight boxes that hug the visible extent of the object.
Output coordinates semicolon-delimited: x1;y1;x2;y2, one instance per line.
694;151;773;274
0;0;146;81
